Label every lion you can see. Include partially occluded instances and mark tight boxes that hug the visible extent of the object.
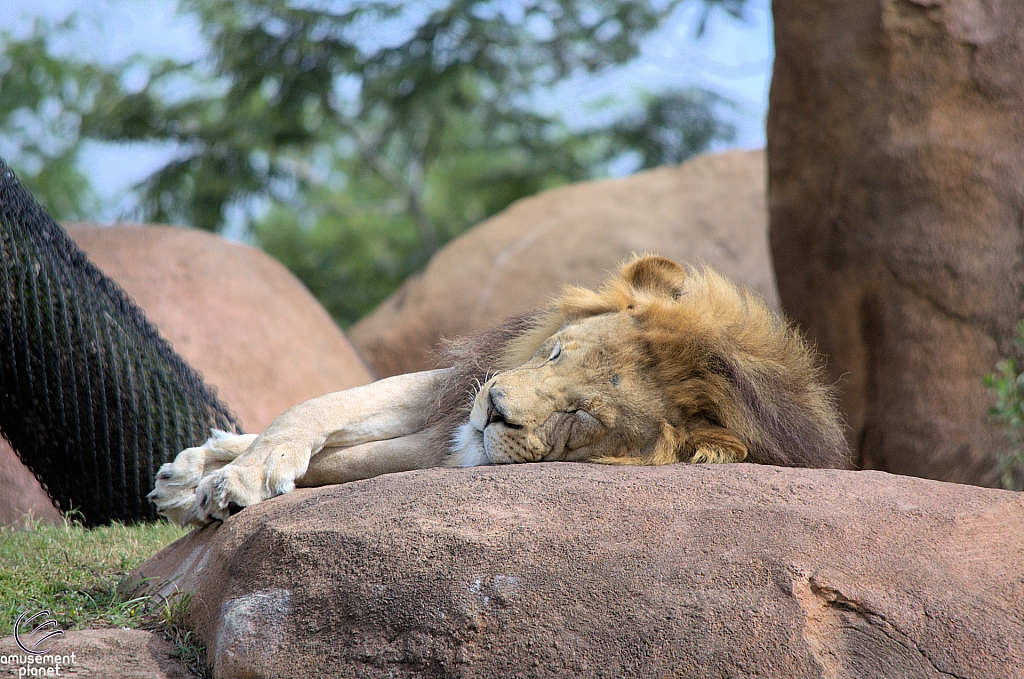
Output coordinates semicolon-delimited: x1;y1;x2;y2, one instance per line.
149;255;849;527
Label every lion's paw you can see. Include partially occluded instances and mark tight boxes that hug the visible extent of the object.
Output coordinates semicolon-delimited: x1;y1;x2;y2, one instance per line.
184;436;311;524
193;464;269;523
148;431;257;526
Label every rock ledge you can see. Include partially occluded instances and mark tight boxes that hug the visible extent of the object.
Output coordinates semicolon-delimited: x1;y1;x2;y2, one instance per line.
133;463;1024;678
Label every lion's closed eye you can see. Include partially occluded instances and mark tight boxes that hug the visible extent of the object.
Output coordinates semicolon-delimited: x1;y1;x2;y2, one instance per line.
547;342;562;362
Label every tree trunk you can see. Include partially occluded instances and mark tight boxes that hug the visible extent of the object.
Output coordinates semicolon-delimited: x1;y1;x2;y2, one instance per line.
768;0;1024;485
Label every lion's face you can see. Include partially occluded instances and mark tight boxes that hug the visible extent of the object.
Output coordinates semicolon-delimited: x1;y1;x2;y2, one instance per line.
448;254;847;471
467;312;668;464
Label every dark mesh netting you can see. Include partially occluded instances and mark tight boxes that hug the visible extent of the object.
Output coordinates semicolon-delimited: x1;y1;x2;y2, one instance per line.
0;159;241;525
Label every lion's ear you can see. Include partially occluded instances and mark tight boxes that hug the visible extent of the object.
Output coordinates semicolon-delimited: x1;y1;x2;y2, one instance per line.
621;255;687;300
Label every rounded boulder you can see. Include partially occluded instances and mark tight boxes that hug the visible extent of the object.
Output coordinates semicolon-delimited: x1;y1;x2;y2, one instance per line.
350;149;773;377
65;223;373;432
133;463;1024;678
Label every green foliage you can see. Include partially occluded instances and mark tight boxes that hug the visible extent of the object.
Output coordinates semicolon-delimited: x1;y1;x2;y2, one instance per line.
983;319;1024;489
612;88;736;169
0;19;120;220
253;185;423;325
2;0;746;324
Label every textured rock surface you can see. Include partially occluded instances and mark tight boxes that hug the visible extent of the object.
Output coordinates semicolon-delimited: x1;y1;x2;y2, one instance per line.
768;1;1024;484
350;149;774;377
0;439;60;525
0;223;373;524
66;223;373;431
0;628;193;678
133;463;1024;679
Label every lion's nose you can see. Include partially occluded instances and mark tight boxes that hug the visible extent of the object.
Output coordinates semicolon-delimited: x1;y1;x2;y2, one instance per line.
486;387;521;429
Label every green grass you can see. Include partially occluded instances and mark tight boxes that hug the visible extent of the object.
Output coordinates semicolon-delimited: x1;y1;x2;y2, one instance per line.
1;515;210;676
155;590;209;675
0;515;189;636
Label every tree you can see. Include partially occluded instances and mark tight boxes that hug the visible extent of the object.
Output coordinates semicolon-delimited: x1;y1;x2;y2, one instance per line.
1;0;745;325
0;19;119;220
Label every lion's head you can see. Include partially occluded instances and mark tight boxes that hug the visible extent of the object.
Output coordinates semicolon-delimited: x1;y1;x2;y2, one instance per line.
450;255;849;469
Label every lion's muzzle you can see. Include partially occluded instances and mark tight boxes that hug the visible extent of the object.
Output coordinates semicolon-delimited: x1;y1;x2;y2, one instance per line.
469;376;536;463
484;387;523;430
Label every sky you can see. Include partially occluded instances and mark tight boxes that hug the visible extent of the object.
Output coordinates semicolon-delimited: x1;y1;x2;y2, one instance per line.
0;0;773;222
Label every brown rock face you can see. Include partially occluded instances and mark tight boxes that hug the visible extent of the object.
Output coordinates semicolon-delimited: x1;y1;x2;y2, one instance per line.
0;628;193;678
0;439;60;525
133;464;1024;678
350;149;774;377
65;224;373;432
768;2;1024;484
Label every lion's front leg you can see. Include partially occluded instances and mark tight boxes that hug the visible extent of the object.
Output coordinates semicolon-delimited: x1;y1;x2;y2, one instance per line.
191;427;319;523
183;368;453;525
147;431;258;527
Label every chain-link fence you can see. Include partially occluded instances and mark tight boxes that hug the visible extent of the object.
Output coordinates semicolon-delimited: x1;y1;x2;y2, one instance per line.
0;159;241;525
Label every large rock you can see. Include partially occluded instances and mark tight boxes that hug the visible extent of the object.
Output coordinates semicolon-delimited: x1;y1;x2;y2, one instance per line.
65;224;373;431
0;224;373;524
350;149;774;377
132;463;1024;678
768;2;1024;484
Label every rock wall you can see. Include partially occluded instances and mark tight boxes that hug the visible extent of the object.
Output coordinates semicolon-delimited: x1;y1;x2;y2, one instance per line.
133;463;1024;678
351;149;774;377
768;1;1024;484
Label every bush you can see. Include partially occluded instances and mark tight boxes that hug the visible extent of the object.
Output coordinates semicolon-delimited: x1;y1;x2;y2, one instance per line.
983;319;1024;489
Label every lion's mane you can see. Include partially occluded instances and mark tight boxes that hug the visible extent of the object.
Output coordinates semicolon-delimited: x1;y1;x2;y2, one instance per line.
427;256;848;469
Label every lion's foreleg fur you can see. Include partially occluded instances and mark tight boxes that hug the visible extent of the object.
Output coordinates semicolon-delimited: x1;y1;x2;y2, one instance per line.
297;430;444;487
153;369;455;525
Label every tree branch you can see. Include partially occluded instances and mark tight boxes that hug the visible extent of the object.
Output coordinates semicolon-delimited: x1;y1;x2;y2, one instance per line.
337;119;439;255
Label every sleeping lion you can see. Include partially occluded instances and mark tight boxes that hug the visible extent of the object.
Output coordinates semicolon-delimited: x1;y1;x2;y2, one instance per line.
149;255;849;527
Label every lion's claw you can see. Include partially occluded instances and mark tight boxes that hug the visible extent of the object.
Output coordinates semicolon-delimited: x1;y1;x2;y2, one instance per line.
194;466;262;523
148;431;259;526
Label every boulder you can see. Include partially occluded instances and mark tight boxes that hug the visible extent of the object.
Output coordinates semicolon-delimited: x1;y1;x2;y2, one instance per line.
132;463;1024;678
350;149;774;377
768;2;1024;484
0;439;60;525
65;224;373;432
0;628;193;678
0;224;374;524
